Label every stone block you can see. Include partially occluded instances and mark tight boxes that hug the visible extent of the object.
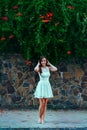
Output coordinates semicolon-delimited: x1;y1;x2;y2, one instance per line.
53;88;59;96
0;94;1;101
0;86;7;95
74;67;84;80
82;76;87;82
29;84;34;92
82;94;87;101
5;94;12;105
51;71;60;80
63;85;69;90
1;73;9;80
11;93;21;103
58;62;67;72
81;83;87;88
53;95;59;100
73;87;80;96
28;77;35;86
67;64;74;70
33;98;39;105
23;82;30;88
84;72;87;75
61;89;66;96
63;72;72;79
28;100;33;106
6;81;15;94
70;80;81;86
17;71;23;79
53;103;64;109
83;63;87;72
82;101;87;108
17;86;27;97
82;88;87;95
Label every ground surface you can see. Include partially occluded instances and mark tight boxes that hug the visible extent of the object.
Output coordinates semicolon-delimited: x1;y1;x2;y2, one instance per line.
0;110;87;129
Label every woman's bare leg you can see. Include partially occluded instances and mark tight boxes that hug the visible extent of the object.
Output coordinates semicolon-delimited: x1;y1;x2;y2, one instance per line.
38;99;43;123
38;98;48;123
42;98;48;122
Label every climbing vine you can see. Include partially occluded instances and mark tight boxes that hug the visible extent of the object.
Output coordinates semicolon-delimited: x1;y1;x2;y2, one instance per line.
0;0;87;63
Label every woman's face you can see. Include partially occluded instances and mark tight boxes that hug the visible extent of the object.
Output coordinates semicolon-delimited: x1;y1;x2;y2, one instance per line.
41;58;47;67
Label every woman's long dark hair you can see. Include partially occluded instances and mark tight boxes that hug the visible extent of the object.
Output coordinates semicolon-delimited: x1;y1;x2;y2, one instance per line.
39;56;49;74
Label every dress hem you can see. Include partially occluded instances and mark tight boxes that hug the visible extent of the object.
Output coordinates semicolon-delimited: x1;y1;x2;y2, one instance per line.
34;96;54;99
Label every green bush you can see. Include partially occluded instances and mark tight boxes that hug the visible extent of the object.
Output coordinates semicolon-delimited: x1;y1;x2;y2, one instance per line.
0;0;87;63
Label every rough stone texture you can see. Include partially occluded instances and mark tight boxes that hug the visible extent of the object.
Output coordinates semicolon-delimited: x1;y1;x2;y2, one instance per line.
0;54;87;109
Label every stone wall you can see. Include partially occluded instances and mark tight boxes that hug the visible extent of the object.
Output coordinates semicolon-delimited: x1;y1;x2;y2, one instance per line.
0;54;87;109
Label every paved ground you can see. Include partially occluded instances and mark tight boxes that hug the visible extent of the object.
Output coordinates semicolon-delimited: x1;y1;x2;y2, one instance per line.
0;109;87;129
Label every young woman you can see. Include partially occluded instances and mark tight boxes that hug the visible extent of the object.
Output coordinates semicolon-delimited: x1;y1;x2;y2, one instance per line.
34;56;57;124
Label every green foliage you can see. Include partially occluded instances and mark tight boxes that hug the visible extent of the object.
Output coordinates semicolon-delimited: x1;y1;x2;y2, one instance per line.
0;0;87;63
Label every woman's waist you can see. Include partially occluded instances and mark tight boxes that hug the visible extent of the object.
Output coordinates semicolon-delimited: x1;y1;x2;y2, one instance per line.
39;77;49;81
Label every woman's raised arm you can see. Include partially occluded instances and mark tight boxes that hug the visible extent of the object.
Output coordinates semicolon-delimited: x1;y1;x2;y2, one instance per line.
48;61;57;71
34;62;40;72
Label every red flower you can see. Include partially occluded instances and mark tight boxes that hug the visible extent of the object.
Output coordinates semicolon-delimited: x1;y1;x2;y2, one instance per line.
67;5;74;9
47;12;53;17
13;6;18;10
46;12;53;21
2;16;8;21
40;12;53;23
1;37;6;41
67;51;71;55
42;19;50;23
25;60;32;65
40;15;45;19
9;35;14;39
17;12;23;16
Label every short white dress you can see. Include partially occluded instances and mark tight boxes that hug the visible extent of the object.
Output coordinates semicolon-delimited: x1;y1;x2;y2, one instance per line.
34;67;53;98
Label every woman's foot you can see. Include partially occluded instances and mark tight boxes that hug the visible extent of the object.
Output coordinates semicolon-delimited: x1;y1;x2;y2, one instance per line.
41;119;44;124
38;118;44;124
38;118;42;123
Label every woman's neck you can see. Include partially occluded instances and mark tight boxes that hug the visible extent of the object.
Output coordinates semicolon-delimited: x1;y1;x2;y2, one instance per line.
42;66;46;68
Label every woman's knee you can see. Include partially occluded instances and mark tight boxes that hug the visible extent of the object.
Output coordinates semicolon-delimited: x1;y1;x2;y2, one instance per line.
39;99;43;106
43;99;47;106
45;99;48;105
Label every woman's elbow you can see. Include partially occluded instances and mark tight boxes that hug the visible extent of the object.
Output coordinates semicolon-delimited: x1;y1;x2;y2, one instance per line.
34;68;37;72
55;68;58;71
34;68;39;72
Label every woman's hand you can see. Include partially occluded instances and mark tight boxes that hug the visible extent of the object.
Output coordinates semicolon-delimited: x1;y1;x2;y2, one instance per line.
47;61;57;71
34;61;40;72
47;60;50;66
38;61;40;65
